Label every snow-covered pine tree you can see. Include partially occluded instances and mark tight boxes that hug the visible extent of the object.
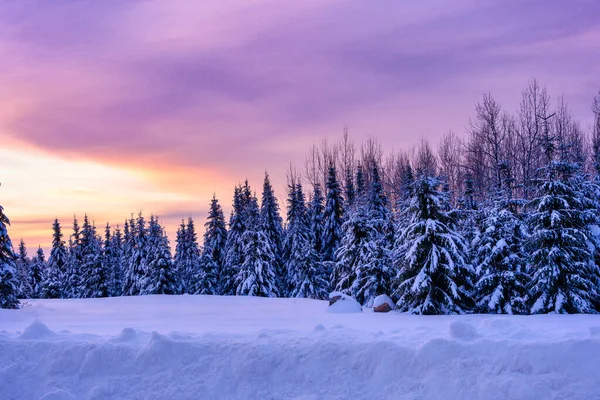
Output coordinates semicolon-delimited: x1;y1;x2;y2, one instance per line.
42;219;68;299
79;215;108;298
223;186;246;295
525;150;598;313
122;213;149;296
15;239;32;298
28;246;47;299
181;217;202;293
120;217;135;295
393;175;474;315
64;216;83;298
308;183;325;259
103;223;123;297
0;202;19;309
174;219;187;292
235;194;279;297
260;173;284;290
142;215;179;295
474;168;529;314
332;204;369;298
322;165;344;265
345;167;355;208
346;165;394;306
355;164;366;202
285;183;328;299
202;194;227;284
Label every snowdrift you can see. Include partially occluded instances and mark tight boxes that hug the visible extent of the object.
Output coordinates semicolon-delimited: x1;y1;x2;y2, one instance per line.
1;295;600;399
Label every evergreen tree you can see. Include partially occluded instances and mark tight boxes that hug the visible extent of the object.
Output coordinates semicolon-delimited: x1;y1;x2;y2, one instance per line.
322;165;344;263
0;202;19;309
223;186;246;294
333;202;393;306
394;176;473;315
65;216;83;298
123;213;149;296
345;167;355;208
474;188;528;314
120;218;135;295
203;194;228;284
260;173;284;257
356;164;366;202
525;156;598;314
234;192;278;297
142;215;180;295
28;246;46;299
15;239;31;298
174;219;187;292
79;215;108;298
42;219;68;299
235;229;279;297
104;223;123;297
285;183;328;299
181;217;202;293
308;183;325;258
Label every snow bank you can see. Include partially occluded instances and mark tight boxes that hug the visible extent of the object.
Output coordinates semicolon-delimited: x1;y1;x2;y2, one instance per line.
327;292;362;313
1;295;600;399
372;294;395;309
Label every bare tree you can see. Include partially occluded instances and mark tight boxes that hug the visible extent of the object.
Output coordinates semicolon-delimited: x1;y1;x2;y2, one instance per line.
437;131;463;203
515;79;551;199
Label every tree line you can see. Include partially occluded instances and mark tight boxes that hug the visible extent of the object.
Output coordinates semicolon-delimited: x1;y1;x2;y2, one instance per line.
1;80;600;314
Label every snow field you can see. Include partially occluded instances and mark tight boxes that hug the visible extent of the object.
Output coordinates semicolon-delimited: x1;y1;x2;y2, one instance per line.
1;295;600;400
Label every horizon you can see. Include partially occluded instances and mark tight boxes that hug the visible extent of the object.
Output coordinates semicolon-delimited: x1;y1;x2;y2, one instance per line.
1;0;599;251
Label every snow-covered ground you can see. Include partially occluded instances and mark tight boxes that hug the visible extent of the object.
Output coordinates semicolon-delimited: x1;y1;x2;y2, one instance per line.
1;295;600;400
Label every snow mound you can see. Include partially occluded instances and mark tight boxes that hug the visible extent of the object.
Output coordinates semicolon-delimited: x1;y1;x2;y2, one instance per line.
327;292;362;313
449;320;479;341
20;320;56;340
113;327;137;342
39;389;76;400
373;294;395;309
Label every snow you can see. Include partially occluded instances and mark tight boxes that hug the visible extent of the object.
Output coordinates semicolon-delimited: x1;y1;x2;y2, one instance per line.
327;292;362;313
372;294;395;309
1;295;600;399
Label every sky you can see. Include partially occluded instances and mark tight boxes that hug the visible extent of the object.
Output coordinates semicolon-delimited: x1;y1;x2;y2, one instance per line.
1;0;599;251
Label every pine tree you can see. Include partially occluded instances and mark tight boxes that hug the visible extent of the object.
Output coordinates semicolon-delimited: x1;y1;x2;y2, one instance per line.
0;202;19;309
15;239;32;298
526;156;598;314
234;192;278;297
120;217;135;295
334;166;394;306
474;184;528;314
322;165;344;263
308;183;325;258
223;186;246;295
286;183;328;299
28;246;46;299
104;223;123;297
345;167;355;208
123;213;149;296
235;229;279;297
394;176;473;315
79;215;108;298
356;164;366;202
260;173;284;288
174;219;187;292
181;217;202;293
203;194;228;285
42;219;68;299
65;216;83;298
142;215;180;295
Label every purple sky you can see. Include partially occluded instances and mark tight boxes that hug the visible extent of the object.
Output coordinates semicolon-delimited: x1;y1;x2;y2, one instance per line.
1;0;599;247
